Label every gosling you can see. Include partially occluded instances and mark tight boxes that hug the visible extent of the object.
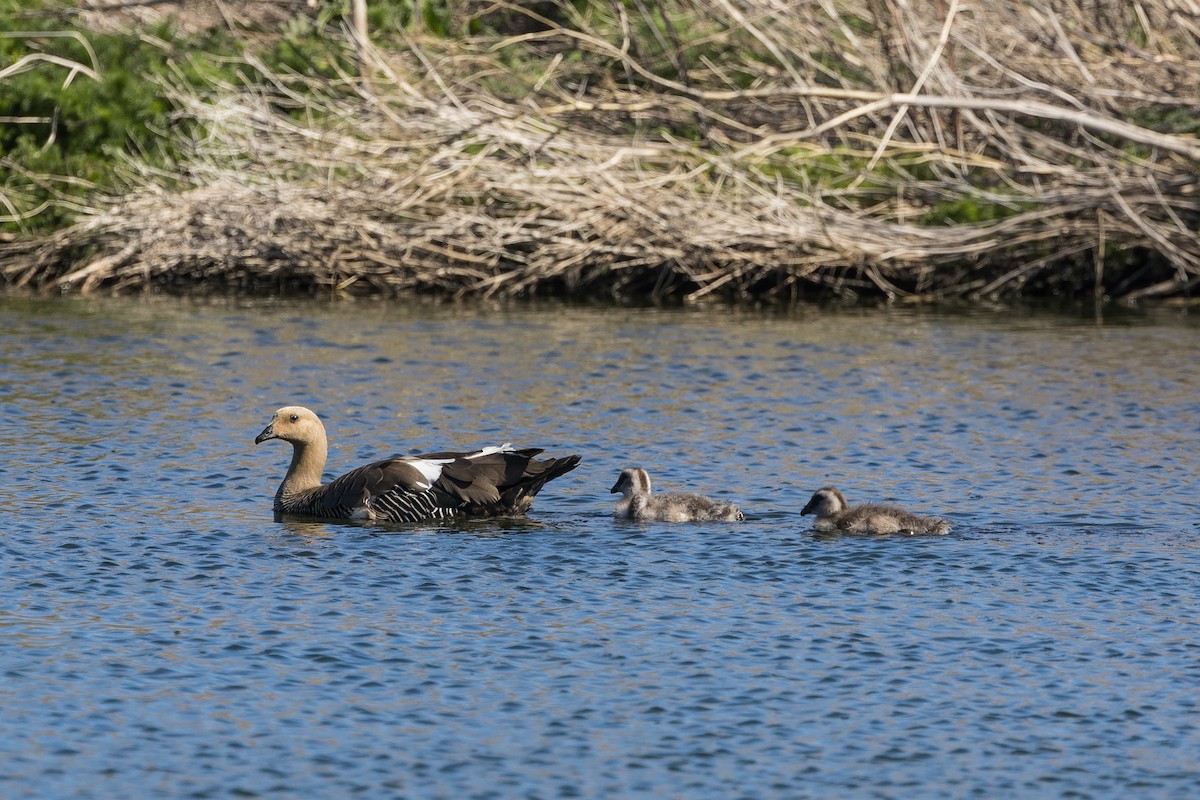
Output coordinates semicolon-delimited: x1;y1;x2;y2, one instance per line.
801;487;950;535
611;467;745;522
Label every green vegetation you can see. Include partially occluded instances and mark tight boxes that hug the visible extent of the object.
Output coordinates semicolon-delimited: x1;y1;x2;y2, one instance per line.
4;4;195;230
0;0;365;233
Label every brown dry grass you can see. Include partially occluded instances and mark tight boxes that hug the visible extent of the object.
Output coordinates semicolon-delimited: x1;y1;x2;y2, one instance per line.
4;0;1200;302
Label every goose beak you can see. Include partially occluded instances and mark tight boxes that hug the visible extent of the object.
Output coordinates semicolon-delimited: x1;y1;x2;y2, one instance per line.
255;423;276;445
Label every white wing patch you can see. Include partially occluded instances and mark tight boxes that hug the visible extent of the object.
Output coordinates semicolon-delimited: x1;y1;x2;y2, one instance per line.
468;443;515;459
404;457;454;489
399;445;512;490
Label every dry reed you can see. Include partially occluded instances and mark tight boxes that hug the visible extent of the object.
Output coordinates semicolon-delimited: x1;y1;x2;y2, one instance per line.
4;0;1199;302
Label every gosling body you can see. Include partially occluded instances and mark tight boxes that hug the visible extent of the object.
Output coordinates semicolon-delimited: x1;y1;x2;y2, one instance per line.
611;467;744;522
801;487;949;535
256;406;579;523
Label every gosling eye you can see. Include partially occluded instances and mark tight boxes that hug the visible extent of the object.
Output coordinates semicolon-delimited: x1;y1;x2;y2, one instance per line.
290;414;299;422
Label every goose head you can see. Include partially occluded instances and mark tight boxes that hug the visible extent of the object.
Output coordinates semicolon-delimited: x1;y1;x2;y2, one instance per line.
610;467;652;498
801;487;847;517
255;406;326;447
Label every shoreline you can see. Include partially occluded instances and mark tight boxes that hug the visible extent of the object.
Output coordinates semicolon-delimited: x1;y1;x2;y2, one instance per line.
3;1;1198;304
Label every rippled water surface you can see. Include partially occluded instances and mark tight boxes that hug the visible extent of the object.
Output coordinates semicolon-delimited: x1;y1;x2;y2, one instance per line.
2;296;1198;799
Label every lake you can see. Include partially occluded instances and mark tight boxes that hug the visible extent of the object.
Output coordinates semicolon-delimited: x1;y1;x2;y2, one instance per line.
2;295;1198;799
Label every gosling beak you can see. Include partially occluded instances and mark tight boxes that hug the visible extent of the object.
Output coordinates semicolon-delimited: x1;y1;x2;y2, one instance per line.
800;499;815;516
255;423;276;445
609;481;622;494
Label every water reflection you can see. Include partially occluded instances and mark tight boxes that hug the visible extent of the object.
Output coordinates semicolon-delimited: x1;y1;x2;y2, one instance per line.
2;295;1199;798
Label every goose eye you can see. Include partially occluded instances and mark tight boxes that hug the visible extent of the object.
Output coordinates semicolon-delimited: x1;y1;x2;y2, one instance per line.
290;414;299;422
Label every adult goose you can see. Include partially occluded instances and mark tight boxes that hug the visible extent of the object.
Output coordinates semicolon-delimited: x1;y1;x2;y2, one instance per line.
610;467;744;522
800;487;950;535
255;406;580;523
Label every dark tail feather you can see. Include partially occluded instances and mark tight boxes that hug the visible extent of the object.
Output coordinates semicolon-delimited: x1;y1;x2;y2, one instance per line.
499;454;581;511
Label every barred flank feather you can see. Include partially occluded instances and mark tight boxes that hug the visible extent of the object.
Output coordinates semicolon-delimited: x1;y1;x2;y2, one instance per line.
371;487;458;523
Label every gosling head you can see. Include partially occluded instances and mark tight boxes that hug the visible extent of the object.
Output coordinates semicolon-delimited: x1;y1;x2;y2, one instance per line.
801;487;847;518
610;467;652;498
255;405;325;446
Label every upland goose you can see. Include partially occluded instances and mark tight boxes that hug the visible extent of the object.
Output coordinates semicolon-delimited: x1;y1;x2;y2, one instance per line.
255;406;580;523
610;467;744;522
800;487;950;535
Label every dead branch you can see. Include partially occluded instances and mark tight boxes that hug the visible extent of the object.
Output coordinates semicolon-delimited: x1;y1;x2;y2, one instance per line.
4;0;1199;302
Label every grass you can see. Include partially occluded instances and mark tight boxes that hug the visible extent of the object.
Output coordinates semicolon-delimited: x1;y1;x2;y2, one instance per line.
0;0;364;234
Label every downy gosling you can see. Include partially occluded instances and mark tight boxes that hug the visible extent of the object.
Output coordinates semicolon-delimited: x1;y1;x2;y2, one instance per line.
611;467;744;522
801;487;949;535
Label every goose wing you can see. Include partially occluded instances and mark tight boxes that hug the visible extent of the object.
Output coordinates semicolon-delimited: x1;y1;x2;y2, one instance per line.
312;445;578;520
316;456;453;514
318;445;545;508
419;446;548;506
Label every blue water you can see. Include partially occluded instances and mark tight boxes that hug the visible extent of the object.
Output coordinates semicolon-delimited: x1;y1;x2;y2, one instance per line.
2;296;1198;798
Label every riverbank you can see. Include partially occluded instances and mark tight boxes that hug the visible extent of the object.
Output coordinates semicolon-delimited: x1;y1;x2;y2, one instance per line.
3;0;1199;303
